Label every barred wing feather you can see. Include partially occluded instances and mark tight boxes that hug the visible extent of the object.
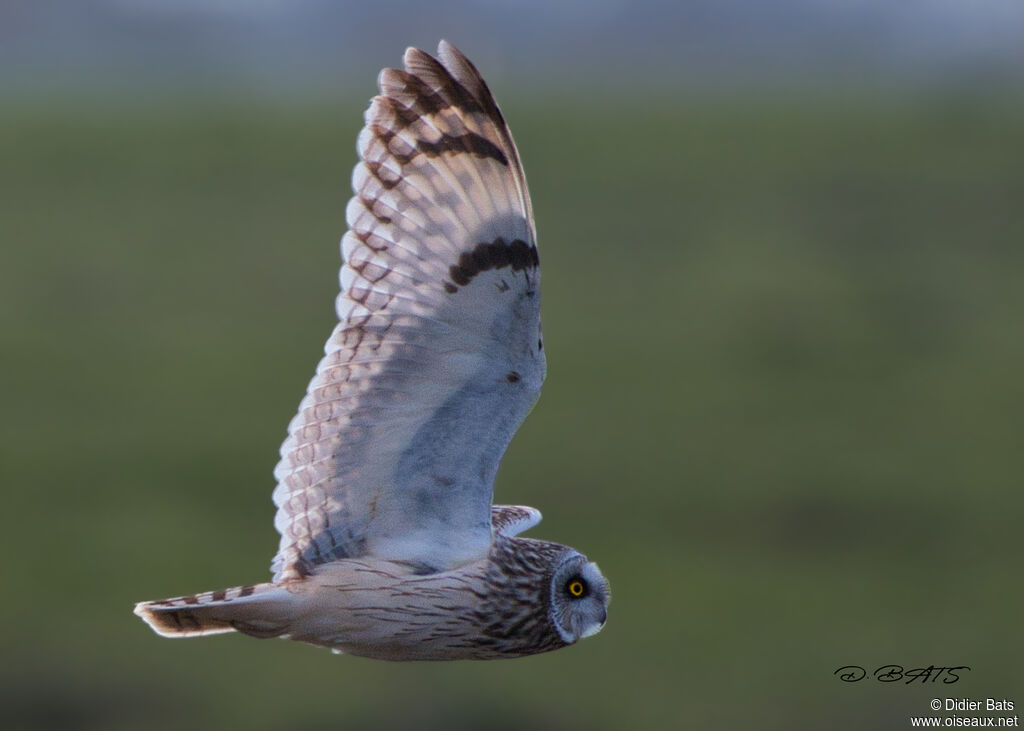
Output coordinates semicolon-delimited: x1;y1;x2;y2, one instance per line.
270;42;544;582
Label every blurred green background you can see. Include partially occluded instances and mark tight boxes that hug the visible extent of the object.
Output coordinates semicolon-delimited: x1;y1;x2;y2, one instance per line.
3;5;1024;730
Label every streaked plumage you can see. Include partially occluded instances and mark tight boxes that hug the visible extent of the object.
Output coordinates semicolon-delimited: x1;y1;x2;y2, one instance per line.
134;41;609;661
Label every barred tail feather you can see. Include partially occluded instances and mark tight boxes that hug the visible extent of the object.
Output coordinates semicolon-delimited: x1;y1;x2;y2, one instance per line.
134;583;295;639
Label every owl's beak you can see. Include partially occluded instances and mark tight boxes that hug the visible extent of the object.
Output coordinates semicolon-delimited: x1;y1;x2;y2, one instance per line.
581;607;607;639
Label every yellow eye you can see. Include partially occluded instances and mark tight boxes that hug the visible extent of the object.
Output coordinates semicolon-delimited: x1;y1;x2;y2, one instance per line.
567;579;586;598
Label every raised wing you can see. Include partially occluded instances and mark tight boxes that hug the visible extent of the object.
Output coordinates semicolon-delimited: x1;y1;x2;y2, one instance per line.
270;42;544;581
490;505;543;537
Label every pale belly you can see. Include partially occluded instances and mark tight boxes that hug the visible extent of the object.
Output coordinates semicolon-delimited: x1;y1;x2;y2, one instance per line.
282;557;505;661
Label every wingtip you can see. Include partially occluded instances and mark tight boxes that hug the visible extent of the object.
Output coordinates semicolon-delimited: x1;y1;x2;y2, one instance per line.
400;40;466;76
402;44;430;69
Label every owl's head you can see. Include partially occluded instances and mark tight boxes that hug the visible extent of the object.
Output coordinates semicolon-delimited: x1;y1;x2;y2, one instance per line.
549;553;609;643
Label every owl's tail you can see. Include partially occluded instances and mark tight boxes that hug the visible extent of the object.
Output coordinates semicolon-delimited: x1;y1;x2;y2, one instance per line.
134;583;296;639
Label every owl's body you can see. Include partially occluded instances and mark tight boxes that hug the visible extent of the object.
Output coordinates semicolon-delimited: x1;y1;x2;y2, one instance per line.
139;507;604;661
134;41;609;660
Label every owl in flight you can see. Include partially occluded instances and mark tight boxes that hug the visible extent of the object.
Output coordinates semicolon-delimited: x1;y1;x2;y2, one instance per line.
134;41;609;660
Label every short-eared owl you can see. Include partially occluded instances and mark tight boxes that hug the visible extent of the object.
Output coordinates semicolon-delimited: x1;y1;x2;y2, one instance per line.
134;41;609;661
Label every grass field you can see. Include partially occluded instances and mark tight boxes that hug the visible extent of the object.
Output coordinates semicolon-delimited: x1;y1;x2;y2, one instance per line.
2;91;1023;730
